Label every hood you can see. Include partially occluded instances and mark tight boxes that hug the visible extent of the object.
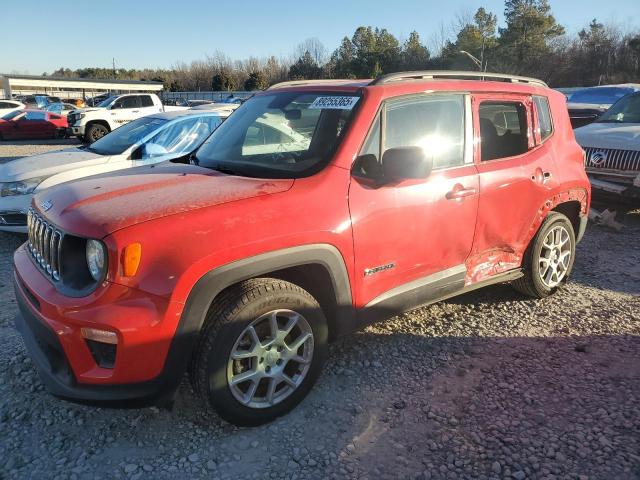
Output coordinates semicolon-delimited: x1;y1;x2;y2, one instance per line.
0;147;108;181
34;163;294;238
567;102;610;112
574;122;640;151
73;107;103;114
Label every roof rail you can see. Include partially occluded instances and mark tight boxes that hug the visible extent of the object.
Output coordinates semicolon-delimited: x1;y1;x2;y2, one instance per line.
267;79;366;90
371;70;548;87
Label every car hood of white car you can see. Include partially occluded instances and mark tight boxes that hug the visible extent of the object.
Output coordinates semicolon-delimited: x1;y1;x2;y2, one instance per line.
0;147;110;182
574;122;640;151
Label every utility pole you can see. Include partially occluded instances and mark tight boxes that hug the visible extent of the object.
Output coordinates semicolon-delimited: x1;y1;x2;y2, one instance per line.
112;58;116;79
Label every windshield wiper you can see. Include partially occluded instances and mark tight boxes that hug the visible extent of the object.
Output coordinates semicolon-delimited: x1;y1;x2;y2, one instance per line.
211;165;241;176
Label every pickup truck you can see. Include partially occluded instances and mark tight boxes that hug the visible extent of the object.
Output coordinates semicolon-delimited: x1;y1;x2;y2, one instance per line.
67;93;185;143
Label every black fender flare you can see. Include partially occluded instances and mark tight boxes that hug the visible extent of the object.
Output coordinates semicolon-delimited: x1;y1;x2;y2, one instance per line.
159;244;355;392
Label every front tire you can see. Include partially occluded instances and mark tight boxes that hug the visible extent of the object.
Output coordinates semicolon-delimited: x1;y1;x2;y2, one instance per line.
512;212;576;298
189;278;328;426
84;124;109;143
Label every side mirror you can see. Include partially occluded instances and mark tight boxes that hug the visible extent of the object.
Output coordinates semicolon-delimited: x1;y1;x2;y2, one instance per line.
130;145;143;160
351;154;383;186
381;147;432;182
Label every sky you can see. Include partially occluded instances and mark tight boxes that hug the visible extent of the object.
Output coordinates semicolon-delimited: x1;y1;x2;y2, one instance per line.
2;0;639;74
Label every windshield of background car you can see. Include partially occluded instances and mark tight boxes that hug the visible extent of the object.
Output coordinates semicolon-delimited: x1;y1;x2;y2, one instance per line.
97;96;118;108
569;87;633;105
88;116;168;155
2;110;23;120
597;93;640;124
195;91;360;178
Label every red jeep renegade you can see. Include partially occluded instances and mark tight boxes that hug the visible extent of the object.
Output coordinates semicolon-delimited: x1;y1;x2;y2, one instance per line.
14;71;590;426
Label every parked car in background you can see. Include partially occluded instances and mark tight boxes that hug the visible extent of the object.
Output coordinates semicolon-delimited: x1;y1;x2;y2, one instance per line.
567;85;640;128
67;93;184;143
21;94;51;109
12;72;590;426
163;98;188;107
85;93;112;107
189;102;239;113
45;102;77;116
0;109;229;232
575;91;640;204
0;100;25;118
0;109;67;140
187;99;215;107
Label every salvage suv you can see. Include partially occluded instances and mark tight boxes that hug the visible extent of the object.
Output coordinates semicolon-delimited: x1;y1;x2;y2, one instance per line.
14;71;590;426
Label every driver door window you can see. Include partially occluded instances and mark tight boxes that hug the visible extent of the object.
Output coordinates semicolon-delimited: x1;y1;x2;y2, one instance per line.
384;94;466;169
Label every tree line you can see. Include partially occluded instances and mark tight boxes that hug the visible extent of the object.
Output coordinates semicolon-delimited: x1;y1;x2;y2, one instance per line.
45;0;640;90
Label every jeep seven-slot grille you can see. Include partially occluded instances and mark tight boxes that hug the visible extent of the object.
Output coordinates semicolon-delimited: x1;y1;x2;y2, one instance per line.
583;147;640;172
27;208;63;281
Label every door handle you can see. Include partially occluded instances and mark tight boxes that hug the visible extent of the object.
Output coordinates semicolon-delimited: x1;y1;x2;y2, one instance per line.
132;110;139;113
446;184;477;200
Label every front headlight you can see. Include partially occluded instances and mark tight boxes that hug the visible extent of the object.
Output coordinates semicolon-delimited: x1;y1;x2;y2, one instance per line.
86;239;107;282
0;176;49;197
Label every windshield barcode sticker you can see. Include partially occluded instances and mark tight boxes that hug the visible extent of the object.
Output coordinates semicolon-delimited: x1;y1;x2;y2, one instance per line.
309;96;360;110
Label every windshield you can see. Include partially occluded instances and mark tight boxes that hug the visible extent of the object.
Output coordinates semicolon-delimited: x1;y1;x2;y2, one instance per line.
195;91;360;178
97;96;118;108
597;93;640;124
88;116;168;155
569;87;634;105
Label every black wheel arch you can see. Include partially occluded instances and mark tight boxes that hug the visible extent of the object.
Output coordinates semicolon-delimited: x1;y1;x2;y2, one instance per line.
158;244;355;395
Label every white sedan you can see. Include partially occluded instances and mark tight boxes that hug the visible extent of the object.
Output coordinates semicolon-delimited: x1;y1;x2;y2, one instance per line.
0;100;25;118
0;109;230;233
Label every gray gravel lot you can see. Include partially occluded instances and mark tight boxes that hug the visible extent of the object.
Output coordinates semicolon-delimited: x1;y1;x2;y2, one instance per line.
0;138;81;164
0;141;639;480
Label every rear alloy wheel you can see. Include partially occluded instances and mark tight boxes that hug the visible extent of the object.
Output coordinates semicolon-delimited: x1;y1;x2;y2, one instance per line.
84;124;109;143
512;212;576;298
190;278;328;426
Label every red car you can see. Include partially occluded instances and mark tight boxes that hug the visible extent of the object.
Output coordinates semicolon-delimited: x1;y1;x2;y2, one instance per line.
0;109;67;140
14;71;590;426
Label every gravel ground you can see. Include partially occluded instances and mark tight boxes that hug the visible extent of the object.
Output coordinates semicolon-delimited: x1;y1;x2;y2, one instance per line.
0;141;639;480
0;138;80;164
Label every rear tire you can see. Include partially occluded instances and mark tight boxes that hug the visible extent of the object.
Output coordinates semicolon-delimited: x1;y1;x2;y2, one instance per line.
512;212;576;298
84;124;109;143
189;278;328;426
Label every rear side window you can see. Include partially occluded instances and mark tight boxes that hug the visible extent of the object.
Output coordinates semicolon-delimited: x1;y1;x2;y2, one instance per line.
479;102;528;161
534;96;553;141
140;95;154;107
384;94;465;169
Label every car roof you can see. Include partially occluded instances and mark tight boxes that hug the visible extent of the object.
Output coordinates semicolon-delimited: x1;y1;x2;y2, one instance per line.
264;71;552;97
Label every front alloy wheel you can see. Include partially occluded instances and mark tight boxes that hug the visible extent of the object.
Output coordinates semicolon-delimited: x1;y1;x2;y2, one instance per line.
190;278;328;426
227;309;314;408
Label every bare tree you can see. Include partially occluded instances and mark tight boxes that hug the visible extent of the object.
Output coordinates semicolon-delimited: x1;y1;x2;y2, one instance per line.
293;38;328;66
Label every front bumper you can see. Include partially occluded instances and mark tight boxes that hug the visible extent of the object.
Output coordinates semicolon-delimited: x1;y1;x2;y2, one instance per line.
0;194;31;233
587;171;640;205
69;124;85;136
13;244;186;405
